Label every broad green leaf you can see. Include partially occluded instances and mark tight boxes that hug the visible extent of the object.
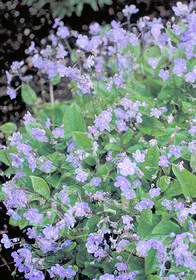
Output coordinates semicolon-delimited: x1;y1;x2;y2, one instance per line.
0;122;17;134
123;128;134;145
163;179;182;199
104;142;123;152
62;241;76;252
172;166;196;199
22;84;37;105
142;145;159;181
158;176;171;192
51;72;61;85
148;275;161;280
190;151;196;172
138;208;152;226
137;215;161;239
30;176;50;199
138;117;166;136
145;248;158;274
73;131;93;150
152;220;180;236
0;150;12;166
158;86;171;101
63;102;87;138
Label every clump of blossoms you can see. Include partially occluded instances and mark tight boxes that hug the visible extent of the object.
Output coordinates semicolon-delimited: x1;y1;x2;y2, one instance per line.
2;2;196;280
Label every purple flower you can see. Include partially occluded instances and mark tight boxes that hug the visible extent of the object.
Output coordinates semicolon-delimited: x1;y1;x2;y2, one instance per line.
122;4;139;17
172;2;188;16
116;119;128;131
1;234;11;248
150;108;166;119
90;177;101;186
99;274;114;280
7;209;21;220
161;198;172;210
52;127;64;138
172;58;187;76
23;112;36;125
117;157;137;176
133;150;145;163
89;22;101;34
149;188;160;198
17;143;32;155
43;226;59;240
116;239;129;252
77;34;89;51
148;57;158;69
136;240;151;257
9;153;24;168
114;176;131;189
51;264;76;278
64;212;76;229
95;110;112;131
115;263;128;271
58;187;70;204
129;33;139;46
27;154;37;172
121;189;136;200
185;72;196;83
134;198;154;212
31;128;48;142
40;160;55;173
159;69;169;81
168;145;181;158
159;155;169;167
189;126;196;136
73;202;91;217
56;26;70;38
168;274;179;280
114;108;128;120
6;70;12;84
23;208;43;224
7;87;16;99
8;132;22;146
75;168;88;182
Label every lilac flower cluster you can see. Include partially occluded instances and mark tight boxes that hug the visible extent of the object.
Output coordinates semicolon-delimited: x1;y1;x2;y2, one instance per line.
3;2;196;279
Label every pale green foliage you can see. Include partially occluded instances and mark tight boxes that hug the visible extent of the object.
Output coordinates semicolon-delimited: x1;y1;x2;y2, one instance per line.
22;0;113;18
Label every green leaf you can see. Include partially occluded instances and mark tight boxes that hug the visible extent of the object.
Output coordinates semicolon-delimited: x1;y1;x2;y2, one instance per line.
30;176;50;199
73;131;93;150
138;208;152;226
152;220;180;236
137;214;161;239
122;128;134;145
138;117;166;137
71;50;79;63
145;248;157;274
190;151;196;172
0;122;17;134
142;145;159;181
158;176;171;192
104;142;123;152
63;102;87;138
21;84;37;105
51;72;61;85
62;241;76;252
158;86;171;101
172;165;196;199
163;179;182;199
148;275;161;280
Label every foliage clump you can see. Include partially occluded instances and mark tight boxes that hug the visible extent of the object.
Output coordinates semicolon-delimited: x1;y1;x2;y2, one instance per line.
1;2;196;280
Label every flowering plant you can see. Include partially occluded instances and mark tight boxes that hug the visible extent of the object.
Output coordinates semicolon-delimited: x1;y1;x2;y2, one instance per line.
1;2;196;280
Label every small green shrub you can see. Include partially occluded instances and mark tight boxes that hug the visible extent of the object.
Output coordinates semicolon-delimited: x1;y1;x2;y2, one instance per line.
22;0;113;18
